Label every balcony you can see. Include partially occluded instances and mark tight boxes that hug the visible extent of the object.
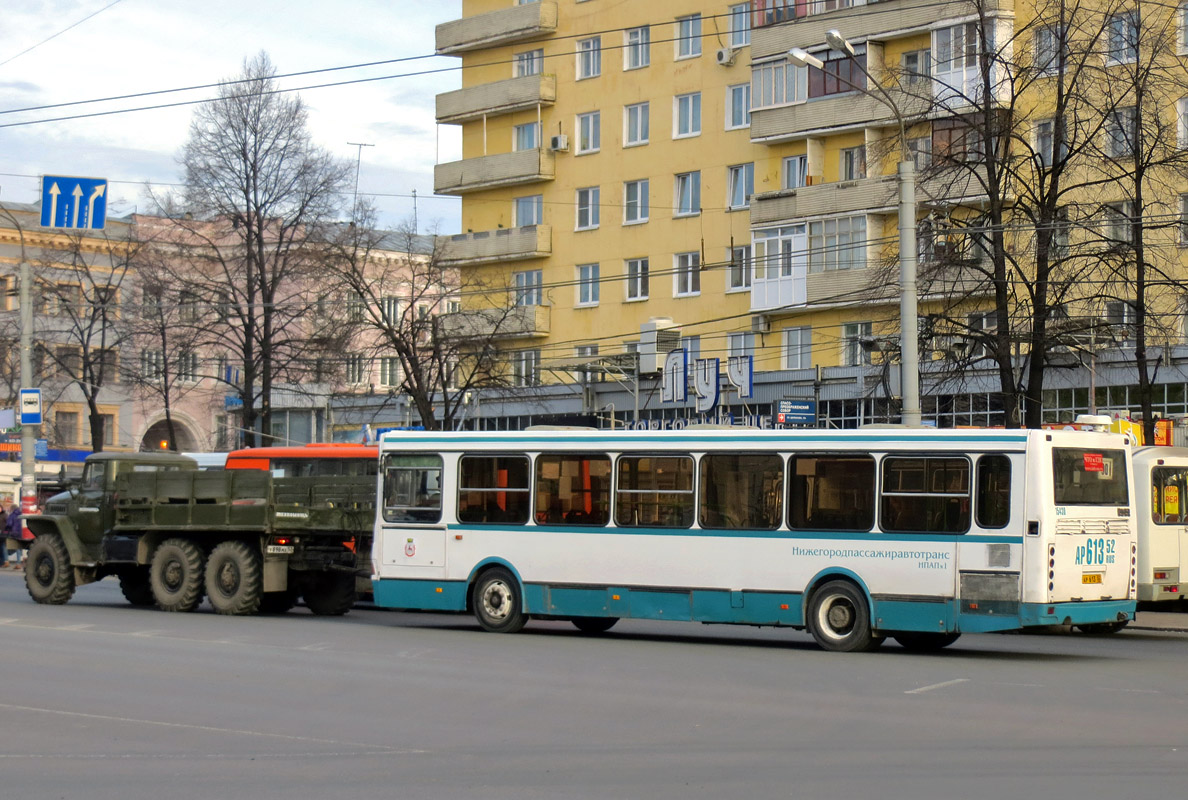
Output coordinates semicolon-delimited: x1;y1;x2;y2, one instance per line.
750;0;1008;62
439;225;551;266
437;74;556;125
434;148;555;195
752;88;932;142
751;175;896;225
436;1;557;55
439;304;551;341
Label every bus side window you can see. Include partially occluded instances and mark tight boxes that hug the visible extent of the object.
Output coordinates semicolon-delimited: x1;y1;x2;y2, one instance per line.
382;453;443;523
787;455;874;531
699;453;783;531
976;455;1011;529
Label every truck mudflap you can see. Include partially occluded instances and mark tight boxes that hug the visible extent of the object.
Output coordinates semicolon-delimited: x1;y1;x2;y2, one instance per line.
23;514;96;567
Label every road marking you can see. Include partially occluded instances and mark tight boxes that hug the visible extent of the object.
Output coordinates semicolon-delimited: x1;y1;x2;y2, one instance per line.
905;678;970;695
58;623;95;631
0;702;419;752
299;643;330;651
130;630;167;637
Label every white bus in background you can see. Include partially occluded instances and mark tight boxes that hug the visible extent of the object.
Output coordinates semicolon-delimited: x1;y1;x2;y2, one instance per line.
1132;446;1188;608
371;427;1138;652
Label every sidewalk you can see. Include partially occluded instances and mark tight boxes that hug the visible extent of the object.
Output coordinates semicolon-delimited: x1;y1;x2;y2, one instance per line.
1133;610;1188;632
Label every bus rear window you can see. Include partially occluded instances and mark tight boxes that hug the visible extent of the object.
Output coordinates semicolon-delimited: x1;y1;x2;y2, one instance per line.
1052;448;1128;506
1149;466;1188;524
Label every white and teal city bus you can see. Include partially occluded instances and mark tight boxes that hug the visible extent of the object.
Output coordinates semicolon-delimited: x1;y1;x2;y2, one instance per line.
371;427;1137;652
1132;446;1188;608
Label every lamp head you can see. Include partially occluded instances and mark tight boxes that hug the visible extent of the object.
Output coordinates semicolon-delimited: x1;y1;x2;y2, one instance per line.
825;29;855;57
787;47;824;70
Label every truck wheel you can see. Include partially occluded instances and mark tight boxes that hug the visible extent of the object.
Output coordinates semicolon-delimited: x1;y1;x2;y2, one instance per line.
472;567;527;633
26;534;76;605
205;541;263;616
150;538;205;613
302;573;356;616
118;567;155;606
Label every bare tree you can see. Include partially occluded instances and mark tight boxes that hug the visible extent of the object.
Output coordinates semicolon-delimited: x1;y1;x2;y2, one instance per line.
322;207;521;430
152;51;352;447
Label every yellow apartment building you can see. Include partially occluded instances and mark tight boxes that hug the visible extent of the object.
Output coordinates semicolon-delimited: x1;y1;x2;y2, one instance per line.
433;0;1188;429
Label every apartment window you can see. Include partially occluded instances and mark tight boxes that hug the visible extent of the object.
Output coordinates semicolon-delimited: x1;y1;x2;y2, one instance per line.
674;252;701;297
729;3;751;48
681;336;701;373
577;111;601;153
177;289;199;322
515;195;543;226
782;154;808;189
933;117;985;163
1178;98;1188;149
783;327;812;369
1052;207;1071;258
1034;26;1064;74
141;350;164;382
381;295;402;324
967;310;998;359
1106;11;1139;64
512;349;540;387
728;333;755;359
908;137;932;170
625;102;649;145
1105;107;1137;158
346;291;366;322
728;245;752;291
97;348;119;384
727;83;751;129
1181;4;1188;53
676;14;702;58
178;351;199;383
809;215;867;273
576;187;600;229
674;171;701;216
56;411;80;446
514;122;539;151
808;45;867;99
345;355;367;385
514;269;543;306
674;92;701;138
380;357;401;388
902;49;931;85
1104;201;1136;246
99;413;115;447
1105;301;1135;345
1035;119;1068;168
727;163;754;209
577;37;601;79
753;224;806;280
573;345;600;383
842;322;874;366
624;179;649;224
840;146;866;180
1181;194;1188;244
752;59;807;108
934;22;980;102
626;258;650;300
577;263;600;307
625;26;650;70
515;49;543;77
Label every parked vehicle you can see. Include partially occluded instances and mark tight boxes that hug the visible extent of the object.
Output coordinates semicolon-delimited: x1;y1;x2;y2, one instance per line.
23;452;374;616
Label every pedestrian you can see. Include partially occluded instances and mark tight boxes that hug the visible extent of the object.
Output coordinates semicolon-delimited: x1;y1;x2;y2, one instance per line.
4;505;23;569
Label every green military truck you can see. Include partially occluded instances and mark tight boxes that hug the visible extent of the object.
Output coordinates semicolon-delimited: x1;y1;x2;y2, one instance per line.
23;452;374;616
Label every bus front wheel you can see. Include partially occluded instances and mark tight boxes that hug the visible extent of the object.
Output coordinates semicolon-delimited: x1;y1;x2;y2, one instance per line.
807;580;883;653
472;567;527;633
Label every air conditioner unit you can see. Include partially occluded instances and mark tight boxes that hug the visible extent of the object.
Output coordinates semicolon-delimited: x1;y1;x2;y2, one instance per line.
549;134;569;152
715;47;737;66
639;317;680;374
751;315;770;334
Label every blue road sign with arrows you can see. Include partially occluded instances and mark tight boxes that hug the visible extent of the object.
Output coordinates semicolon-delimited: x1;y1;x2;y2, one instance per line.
40;175;108;230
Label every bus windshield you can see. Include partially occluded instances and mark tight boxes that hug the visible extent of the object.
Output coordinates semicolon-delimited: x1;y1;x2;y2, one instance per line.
1052;448;1128;506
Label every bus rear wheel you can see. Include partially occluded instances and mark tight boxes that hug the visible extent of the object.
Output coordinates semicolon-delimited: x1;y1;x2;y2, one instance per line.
893;632;961;652
572;616;618;634
807;580;882;652
1076;620;1129;635
472;567;527;633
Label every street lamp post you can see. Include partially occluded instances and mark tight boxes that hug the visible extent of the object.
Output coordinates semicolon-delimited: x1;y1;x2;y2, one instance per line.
789;30;921;426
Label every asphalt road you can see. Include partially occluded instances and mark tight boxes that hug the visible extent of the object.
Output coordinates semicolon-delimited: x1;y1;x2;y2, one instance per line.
1;570;1186;800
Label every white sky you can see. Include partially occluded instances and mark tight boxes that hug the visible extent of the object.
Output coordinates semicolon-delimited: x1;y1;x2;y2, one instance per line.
0;0;463;233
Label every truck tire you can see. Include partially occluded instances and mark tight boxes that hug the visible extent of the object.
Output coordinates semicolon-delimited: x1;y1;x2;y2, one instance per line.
302;573;356;616
150;538;205;613
205;541;263;616
26;534;76;605
118;567;155;606
259;590;298;614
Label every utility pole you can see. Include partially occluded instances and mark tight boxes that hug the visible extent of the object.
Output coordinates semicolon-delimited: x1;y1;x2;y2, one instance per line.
346;142;374;219
1;192;38;514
